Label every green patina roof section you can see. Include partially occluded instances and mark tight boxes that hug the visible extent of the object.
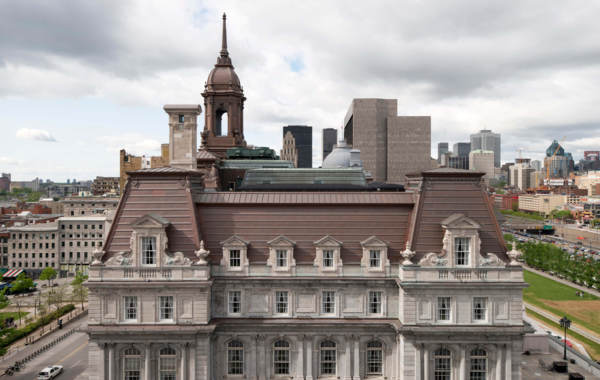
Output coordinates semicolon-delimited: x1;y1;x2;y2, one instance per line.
220;160;294;169
242;168;367;185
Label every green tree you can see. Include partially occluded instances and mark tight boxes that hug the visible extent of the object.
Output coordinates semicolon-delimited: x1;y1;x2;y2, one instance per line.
45;284;67;311
0;288;10;309
70;271;88;286
39;267;57;287
70;271;89;311
11;273;34;293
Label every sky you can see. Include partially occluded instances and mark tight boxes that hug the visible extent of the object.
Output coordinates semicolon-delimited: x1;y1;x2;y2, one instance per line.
1;0;600;181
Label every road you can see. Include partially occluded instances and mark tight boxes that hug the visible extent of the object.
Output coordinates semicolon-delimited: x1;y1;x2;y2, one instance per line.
7;330;88;380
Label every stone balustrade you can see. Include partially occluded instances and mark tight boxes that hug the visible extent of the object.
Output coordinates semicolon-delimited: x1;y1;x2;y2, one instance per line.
400;265;523;282
88;265;210;281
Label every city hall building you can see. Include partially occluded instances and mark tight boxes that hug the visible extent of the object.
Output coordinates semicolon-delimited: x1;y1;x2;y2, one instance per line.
86;15;527;380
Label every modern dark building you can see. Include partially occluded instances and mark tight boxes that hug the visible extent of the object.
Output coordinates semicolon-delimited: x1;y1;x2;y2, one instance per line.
437;142;448;163
282;125;313;168
322;128;337;161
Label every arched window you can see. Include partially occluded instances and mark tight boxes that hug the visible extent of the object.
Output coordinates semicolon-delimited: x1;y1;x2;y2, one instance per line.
434;347;452;380
159;347;177;380
320;340;336;375
469;348;487;380
227;340;244;375
216;109;228;136
273;340;290;375
122;347;141;380
366;341;383;375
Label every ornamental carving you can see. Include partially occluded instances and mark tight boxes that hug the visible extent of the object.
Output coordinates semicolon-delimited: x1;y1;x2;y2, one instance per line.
401;247;416;266
91;248;105;266
507;248;523;266
105;250;133;266
418;252;448;267
479;252;502;267
163;251;191;265
194;240;210;265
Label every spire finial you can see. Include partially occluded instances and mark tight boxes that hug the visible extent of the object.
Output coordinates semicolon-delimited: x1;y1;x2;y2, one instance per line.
220;12;228;57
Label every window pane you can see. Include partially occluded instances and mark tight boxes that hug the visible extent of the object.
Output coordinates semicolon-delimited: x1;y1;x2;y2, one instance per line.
369;291;382;314
276;249;287;267
323;250;334;267
273;340;290;375
159;296;174;320
124;296;137;320
275;291;288;314
366;341;383;375
229;291;241;313
369;250;381;267
473;297;487;321
141;237;156;265
229;250;241;267
322;291;335;313
320;341;336;375
437;297;451;321
455;237;470;266
228;341;244;375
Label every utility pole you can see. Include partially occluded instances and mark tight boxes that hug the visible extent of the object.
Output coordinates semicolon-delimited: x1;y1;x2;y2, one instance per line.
560;316;571;360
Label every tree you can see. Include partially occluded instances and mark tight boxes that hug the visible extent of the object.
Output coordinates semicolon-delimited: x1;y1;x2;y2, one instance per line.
45;284;66;311
70;271;88;287
0;288;9;309
11;273;34;294
39;267;57;287
71;271;89;310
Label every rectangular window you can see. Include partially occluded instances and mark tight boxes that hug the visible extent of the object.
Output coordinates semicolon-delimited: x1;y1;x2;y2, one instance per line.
276;249;287;267
275;291;288;314
368;291;382;314
124;296;137;321
323;250;334;267
158;296;174;321
369;250;381;268
437;297;451;321
141;237;156;265
322;291;335;314
229;249;241;267
472;297;487;321
454;237;470;266
228;291;241;314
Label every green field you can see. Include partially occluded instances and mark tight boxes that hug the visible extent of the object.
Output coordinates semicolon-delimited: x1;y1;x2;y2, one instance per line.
524;270;600;335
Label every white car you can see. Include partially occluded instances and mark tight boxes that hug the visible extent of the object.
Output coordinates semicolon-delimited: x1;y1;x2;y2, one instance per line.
37;365;63;380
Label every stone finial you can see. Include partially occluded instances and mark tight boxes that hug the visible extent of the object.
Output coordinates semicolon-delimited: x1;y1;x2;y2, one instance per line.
194;240;210;265
507;248;523;266
401;247;416;266
91;248;105;266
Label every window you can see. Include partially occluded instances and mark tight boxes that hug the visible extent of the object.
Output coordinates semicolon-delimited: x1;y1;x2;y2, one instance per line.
368;291;382;314
273;340;290;375
320;341;336;375
141;237;156;266
229;249;241;267
437;297;451;321
366;341;383;375
159;296;174;321
434;348;452;380
275;291;288;314
122;348;142;380
322;291;335;314
455;237;470;266
227;341;244;375
159;347;177;380
276;249;287;267
473;297;487;322
178;114;185;123
369;250;381;268
124;296;137;321
469;348;487;380
228;291;241;314
323;250;334;267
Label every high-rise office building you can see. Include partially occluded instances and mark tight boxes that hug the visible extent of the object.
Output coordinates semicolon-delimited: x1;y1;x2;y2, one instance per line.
470;130;501;167
322;128;338;161
437;142;448;163
281;126;313;168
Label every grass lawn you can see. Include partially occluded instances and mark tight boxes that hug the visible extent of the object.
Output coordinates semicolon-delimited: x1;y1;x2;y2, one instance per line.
524;270;600;335
500;209;545;221
526;308;600;361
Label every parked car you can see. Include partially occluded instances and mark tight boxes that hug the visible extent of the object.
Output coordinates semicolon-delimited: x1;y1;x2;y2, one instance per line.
562;339;573;348
37;365;63;380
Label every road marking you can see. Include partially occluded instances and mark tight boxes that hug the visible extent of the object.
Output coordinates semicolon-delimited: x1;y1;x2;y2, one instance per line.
58;340;87;364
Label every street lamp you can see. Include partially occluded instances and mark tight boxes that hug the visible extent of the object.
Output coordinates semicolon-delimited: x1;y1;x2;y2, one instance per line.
559;316;572;360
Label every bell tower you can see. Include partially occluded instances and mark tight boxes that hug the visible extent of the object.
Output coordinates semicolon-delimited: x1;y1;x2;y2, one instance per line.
201;13;246;158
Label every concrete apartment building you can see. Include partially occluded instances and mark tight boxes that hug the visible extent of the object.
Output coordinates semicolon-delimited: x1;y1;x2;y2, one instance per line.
518;194;566;216
281;126;312;168
470;130;501;167
119;144;169;191
509;162;536;191
86;16;527;379
7;222;59;273
91;176;120;195
0;229;8;267
58;216;107;276
62;196;119;217
322;128;337;161
343;98;431;183
469;150;494;184
0;173;10;192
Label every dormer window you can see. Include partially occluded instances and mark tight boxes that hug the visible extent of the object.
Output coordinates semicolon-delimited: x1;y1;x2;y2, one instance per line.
360;236;390;274
221;235;249;274
454;237;470;266
229;249;241;267
141;237;156;266
127;214;170;268
267;235;296;274
437;213;482;268
314;235;343;274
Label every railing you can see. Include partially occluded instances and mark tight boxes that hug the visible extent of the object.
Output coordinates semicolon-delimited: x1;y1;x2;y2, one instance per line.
400;266;524;282
89;265;210;281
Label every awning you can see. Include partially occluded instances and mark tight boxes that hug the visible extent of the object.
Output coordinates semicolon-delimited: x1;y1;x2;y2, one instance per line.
3;269;23;278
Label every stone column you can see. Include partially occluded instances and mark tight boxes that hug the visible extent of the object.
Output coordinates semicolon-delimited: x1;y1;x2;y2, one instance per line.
344;336;352;380
505;343;512;380
414;343;421;380
353;338;360;380
144;345;151;380
306;337;313;380
258;335;266;380
108;344;114;380
181;344;188;380
251;336;258;380
495;346;502;380
459;346;466;380
190;343;196;380
295;336;304;380
423;345;429;380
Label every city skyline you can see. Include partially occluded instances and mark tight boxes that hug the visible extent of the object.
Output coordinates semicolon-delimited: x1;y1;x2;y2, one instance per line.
2;1;600;180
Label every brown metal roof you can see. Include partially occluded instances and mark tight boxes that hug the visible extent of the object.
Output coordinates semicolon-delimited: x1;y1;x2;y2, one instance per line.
195;191;415;204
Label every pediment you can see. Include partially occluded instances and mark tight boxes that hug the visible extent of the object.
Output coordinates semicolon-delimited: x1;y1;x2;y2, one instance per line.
267;235;296;247
221;234;249;247
360;236;387;247
314;235;343;247
441;213;481;229
131;214;170;229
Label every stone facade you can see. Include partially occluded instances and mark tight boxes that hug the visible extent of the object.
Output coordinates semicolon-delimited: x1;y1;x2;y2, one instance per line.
91;176;120;196
58;216;107;276
7;222;59;273
280;131;298;167
62;196;118;217
119;144;169;191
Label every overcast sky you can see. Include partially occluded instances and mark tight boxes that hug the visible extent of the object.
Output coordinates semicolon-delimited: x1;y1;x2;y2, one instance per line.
1;0;600;181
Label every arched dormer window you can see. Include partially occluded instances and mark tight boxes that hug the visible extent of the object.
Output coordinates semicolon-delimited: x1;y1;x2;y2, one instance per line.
130;214;170;267
440;213;481;268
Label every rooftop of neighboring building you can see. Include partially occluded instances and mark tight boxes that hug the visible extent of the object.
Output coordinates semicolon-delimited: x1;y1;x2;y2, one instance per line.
58;216;108;222
8;221;59;231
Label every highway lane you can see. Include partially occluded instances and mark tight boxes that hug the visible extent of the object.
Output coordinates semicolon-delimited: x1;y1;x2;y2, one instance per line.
9;331;88;380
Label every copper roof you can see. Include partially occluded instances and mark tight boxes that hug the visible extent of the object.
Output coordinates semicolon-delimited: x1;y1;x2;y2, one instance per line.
194;191;415;204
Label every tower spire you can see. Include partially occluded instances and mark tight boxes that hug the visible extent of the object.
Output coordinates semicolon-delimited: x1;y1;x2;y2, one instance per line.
220;13;228;57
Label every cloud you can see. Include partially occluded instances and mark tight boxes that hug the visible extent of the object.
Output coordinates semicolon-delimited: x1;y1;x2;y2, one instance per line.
0;157;21;165
15;128;56;142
